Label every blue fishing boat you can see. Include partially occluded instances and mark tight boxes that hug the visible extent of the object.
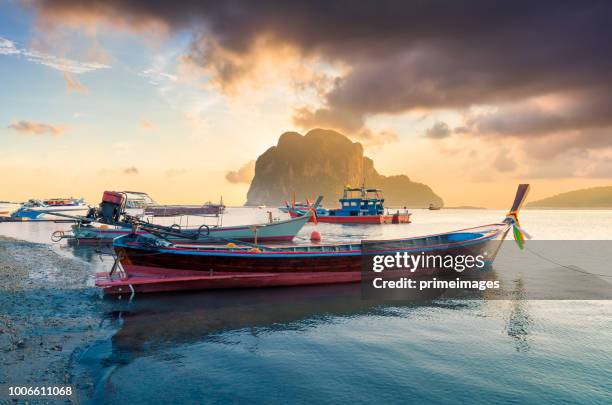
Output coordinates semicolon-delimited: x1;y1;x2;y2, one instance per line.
288;186;410;224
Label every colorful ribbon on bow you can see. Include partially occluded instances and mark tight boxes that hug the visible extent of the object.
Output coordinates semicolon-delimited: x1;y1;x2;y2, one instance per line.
505;211;531;249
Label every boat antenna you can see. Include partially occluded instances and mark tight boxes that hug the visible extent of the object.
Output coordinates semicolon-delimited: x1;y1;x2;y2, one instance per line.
361;155;367;197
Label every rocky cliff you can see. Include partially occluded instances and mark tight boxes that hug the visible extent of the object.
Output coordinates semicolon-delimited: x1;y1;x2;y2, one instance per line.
245;129;443;207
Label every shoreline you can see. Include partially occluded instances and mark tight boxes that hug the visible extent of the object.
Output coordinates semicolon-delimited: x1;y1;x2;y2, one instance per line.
0;236;109;397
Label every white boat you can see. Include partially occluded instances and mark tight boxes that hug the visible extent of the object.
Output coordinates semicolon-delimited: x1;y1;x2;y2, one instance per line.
11;198;89;220
66;214;311;244
0;201;21;217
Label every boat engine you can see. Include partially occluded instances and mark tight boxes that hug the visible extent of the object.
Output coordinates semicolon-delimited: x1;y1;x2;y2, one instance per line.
99;191;125;223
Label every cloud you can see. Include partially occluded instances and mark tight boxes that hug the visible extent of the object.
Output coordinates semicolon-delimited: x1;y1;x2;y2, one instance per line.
8;120;63;135
25;1;612;156
0;38;20;55
463;92;612;137
139;120;155;130
293;105;364;134
353;128;399;147
0;36;110;74
138;69;177;85
493;148;517;172
225;160;255;184
425;121;451;139
579;157;612;178
63;71;88;93
123;166;139;174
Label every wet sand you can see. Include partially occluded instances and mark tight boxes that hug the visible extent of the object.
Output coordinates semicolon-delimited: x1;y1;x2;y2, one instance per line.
0;236;110;402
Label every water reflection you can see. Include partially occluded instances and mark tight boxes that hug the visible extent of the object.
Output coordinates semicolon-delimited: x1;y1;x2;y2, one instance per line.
62;243;115;272
505;279;532;352
101;279;499;361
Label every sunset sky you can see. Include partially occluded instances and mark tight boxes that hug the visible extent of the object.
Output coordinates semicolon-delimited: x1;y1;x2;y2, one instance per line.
2;1;611;207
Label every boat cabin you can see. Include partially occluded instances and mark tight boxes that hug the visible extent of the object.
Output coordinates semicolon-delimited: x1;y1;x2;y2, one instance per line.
329;186;385;216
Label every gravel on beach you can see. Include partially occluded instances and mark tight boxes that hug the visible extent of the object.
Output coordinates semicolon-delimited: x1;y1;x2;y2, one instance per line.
0;236;108;402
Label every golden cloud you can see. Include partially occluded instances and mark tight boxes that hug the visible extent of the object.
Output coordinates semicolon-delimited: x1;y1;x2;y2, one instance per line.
226;160;255;184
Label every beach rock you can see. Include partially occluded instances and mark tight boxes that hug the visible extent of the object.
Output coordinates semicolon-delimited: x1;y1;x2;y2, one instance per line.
245;128;443;207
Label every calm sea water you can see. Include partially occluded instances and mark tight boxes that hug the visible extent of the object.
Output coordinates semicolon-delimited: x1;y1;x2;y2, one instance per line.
1;208;611;404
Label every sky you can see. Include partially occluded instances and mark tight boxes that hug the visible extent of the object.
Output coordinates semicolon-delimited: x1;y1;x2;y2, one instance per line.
1;0;611;207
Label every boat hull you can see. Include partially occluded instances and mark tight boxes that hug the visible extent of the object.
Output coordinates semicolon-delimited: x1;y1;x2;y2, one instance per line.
96;268;361;294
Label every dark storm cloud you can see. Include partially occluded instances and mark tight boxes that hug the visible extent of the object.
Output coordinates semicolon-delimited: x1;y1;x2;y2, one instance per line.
464;91;612;137
30;0;612;140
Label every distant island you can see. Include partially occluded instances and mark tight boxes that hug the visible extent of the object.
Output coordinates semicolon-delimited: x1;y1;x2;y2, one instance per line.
245;129;443;207
527;186;612;208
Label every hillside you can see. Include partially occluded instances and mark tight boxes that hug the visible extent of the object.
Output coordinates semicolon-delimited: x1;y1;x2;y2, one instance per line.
527;186;612;208
245;129;443;207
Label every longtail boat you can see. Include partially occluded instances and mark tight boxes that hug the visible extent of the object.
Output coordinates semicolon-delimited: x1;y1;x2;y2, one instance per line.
55;191;311;244
287;186;410;224
96;184;530;295
66;214;311;244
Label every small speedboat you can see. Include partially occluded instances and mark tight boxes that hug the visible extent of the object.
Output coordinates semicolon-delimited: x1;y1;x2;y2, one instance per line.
12;198;89;220
96;184;530;295
281;195;326;214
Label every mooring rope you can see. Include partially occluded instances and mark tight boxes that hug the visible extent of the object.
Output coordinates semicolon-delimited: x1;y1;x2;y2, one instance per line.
525;245;612;278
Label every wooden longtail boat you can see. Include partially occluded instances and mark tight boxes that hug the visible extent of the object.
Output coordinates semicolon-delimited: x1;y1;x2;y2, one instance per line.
67;214;311;244
96;185;530;295
287;186;411;224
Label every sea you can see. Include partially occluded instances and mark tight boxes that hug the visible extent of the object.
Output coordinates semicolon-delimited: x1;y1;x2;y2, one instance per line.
0;208;611;404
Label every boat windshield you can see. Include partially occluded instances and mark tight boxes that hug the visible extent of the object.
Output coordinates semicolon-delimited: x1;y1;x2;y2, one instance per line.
23;199;44;207
123;192;157;208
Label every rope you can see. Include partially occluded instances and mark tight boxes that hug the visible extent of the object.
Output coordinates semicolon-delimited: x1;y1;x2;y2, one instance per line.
525;245;612;278
505;209;610;278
